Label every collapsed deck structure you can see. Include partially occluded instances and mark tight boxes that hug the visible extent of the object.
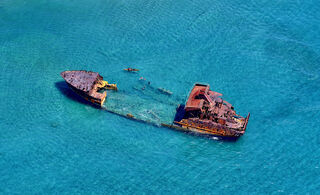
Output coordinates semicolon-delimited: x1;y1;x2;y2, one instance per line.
170;84;250;139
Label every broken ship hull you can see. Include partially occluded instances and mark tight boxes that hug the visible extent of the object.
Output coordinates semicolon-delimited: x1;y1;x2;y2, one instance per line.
60;70;109;107
60;71;249;140
66;82;105;106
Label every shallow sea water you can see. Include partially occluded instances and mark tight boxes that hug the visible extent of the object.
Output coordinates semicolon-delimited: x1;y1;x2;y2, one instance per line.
1;0;320;194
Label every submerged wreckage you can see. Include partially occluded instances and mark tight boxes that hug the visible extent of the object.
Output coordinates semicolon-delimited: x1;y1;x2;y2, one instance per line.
61;70;249;139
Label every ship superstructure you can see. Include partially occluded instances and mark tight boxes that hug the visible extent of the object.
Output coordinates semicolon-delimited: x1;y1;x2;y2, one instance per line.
170;84;249;139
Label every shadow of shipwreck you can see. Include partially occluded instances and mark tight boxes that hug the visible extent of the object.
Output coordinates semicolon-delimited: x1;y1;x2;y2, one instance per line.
55;81;100;109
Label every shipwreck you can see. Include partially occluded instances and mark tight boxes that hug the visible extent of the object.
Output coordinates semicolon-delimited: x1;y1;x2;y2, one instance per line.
60;70;249;140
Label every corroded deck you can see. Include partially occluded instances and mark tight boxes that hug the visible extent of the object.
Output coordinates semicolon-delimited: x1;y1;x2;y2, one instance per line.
61;70;107;106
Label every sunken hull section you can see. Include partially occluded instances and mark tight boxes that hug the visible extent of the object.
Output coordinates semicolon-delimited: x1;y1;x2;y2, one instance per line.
171;84;250;139
65;82;106;106
61;70;108;107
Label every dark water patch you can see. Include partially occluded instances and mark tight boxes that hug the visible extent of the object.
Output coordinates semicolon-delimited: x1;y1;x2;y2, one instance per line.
263;24;320;79
50;122;59;128
55;81;100;109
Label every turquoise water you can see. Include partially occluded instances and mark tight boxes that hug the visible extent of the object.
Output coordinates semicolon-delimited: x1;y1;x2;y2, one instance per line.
1;0;320;193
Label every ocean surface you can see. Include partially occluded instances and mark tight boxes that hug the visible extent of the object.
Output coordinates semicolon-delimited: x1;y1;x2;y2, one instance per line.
1;0;320;194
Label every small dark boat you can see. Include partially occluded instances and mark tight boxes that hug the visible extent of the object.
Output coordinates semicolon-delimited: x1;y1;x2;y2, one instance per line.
61;70;117;107
163;83;250;139
124;68;139;72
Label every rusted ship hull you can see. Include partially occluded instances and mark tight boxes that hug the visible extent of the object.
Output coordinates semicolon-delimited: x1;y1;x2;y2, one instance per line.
60;70;116;107
65;82;105;106
161;123;243;140
172;121;245;138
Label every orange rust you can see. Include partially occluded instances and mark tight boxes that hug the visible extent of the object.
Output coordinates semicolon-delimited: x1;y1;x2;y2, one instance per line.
174;83;249;138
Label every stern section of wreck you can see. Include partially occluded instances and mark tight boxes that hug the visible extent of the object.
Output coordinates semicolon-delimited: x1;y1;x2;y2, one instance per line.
61;70;111;106
172;83;250;139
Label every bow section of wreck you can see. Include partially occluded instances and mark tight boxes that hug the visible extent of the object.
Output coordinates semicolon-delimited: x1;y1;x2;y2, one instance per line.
169;84;250;139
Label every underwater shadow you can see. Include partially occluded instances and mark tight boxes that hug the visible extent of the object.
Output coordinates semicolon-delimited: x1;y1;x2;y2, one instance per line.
55;81;100;109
